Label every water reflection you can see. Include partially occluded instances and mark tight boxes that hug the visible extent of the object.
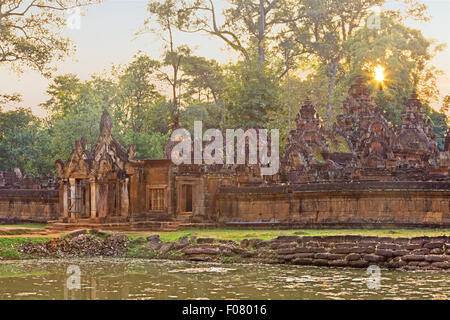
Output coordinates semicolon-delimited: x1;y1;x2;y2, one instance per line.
0;259;448;300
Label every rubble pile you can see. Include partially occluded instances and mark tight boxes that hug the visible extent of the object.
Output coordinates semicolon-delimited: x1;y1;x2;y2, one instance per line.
20;232;129;257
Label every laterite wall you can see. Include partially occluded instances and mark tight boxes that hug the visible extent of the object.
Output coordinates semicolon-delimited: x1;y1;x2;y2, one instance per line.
215;182;450;228
0;189;60;222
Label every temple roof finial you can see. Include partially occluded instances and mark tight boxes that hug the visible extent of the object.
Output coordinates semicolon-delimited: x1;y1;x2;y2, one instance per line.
100;109;113;138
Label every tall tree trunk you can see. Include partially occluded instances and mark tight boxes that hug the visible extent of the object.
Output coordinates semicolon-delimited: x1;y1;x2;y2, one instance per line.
327;59;338;119
258;0;265;63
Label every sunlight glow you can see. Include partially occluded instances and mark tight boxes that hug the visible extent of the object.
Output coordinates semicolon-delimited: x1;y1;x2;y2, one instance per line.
374;65;385;82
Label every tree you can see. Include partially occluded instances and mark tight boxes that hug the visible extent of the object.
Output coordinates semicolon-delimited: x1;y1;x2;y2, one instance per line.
178;0;293;63
343;13;445;127
221;58;282;128
115;54;161;134
287;0;430;118
142;0;194;131
0;0;99;75
441;95;450;118
0;108;52;176
181;55;224;107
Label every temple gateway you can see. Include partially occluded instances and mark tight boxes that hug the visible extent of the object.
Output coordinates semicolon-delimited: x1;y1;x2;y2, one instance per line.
45;77;450;229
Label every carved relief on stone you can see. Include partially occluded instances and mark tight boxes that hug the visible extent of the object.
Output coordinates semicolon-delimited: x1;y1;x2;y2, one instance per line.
128;144;136;160
393;91;437;168
282;98;340;182
358;119;396;169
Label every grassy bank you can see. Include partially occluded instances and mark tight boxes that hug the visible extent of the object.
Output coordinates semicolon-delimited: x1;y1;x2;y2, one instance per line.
0;224;48;229
1;228;449;261
0;237;50;260
127;228;450;242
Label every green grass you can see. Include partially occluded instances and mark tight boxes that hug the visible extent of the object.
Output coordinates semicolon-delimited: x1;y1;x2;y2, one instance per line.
0;223;49;229
125;228;450;243
0;237;50;260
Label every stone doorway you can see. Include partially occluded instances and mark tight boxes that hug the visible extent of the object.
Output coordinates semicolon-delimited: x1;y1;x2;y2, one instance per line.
68;179;90;219
182;184;193;213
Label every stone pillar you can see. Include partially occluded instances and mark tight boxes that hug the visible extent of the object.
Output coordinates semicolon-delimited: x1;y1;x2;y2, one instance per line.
90;178;97;219
120;178;129;217
63;180;69;218
69;178;76;219
97;179;108;218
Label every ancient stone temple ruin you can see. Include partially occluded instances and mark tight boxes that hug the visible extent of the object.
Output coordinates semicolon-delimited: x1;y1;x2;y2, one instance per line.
2;76;449;229
55;110;132;222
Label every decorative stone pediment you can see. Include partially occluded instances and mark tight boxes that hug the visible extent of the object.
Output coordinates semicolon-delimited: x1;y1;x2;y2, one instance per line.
55;109;129;179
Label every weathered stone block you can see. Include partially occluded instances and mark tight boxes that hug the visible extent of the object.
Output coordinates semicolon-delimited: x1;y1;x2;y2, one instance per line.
392;250;409;257
377;243;400;250
363;254;384;263
424;255;446;262
197;237;215;244
330;248;352;254
277;247;297;255
248;239;263;248
240;239;249;248
326;253;347;260
393;238;410;245
374;249;393;257
431;261;450;269
312;259;329;266
411;248;429;255
295;247;314;253
293;253;315;259
430;248;444;254
158;242;174;255
335;243;354;248
346;253;361;261
182;246;220;255
292;258;313;265
350;247;375;254
348;260;369;268
405;244;422;250
402;254;426;262
270;242;297;250
424;242;445;249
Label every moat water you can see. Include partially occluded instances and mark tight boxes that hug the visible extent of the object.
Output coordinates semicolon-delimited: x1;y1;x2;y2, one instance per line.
0;258;448;300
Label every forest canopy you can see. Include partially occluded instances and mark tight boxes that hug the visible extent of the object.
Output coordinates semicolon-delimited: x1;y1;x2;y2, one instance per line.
0;0;448;176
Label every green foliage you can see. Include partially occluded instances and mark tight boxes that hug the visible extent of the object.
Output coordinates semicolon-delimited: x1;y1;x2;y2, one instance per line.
327;136;351;153
0;108;52;176
425;106;448;151
222;59;282;128
0;0;99;75
0;0;448;175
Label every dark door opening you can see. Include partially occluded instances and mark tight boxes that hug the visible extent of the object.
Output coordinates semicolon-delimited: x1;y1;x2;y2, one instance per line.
184;184;192;213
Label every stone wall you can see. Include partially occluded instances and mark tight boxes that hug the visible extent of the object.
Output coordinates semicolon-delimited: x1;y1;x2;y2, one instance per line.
147;234;450;271
0;189;60;223
216;181;450;228
252;235;450;270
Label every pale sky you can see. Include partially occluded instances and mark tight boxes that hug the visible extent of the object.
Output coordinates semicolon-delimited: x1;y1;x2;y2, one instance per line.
0;0;449;117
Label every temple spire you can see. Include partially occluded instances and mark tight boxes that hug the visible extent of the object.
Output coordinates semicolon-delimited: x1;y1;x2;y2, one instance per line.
100;109;113;138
